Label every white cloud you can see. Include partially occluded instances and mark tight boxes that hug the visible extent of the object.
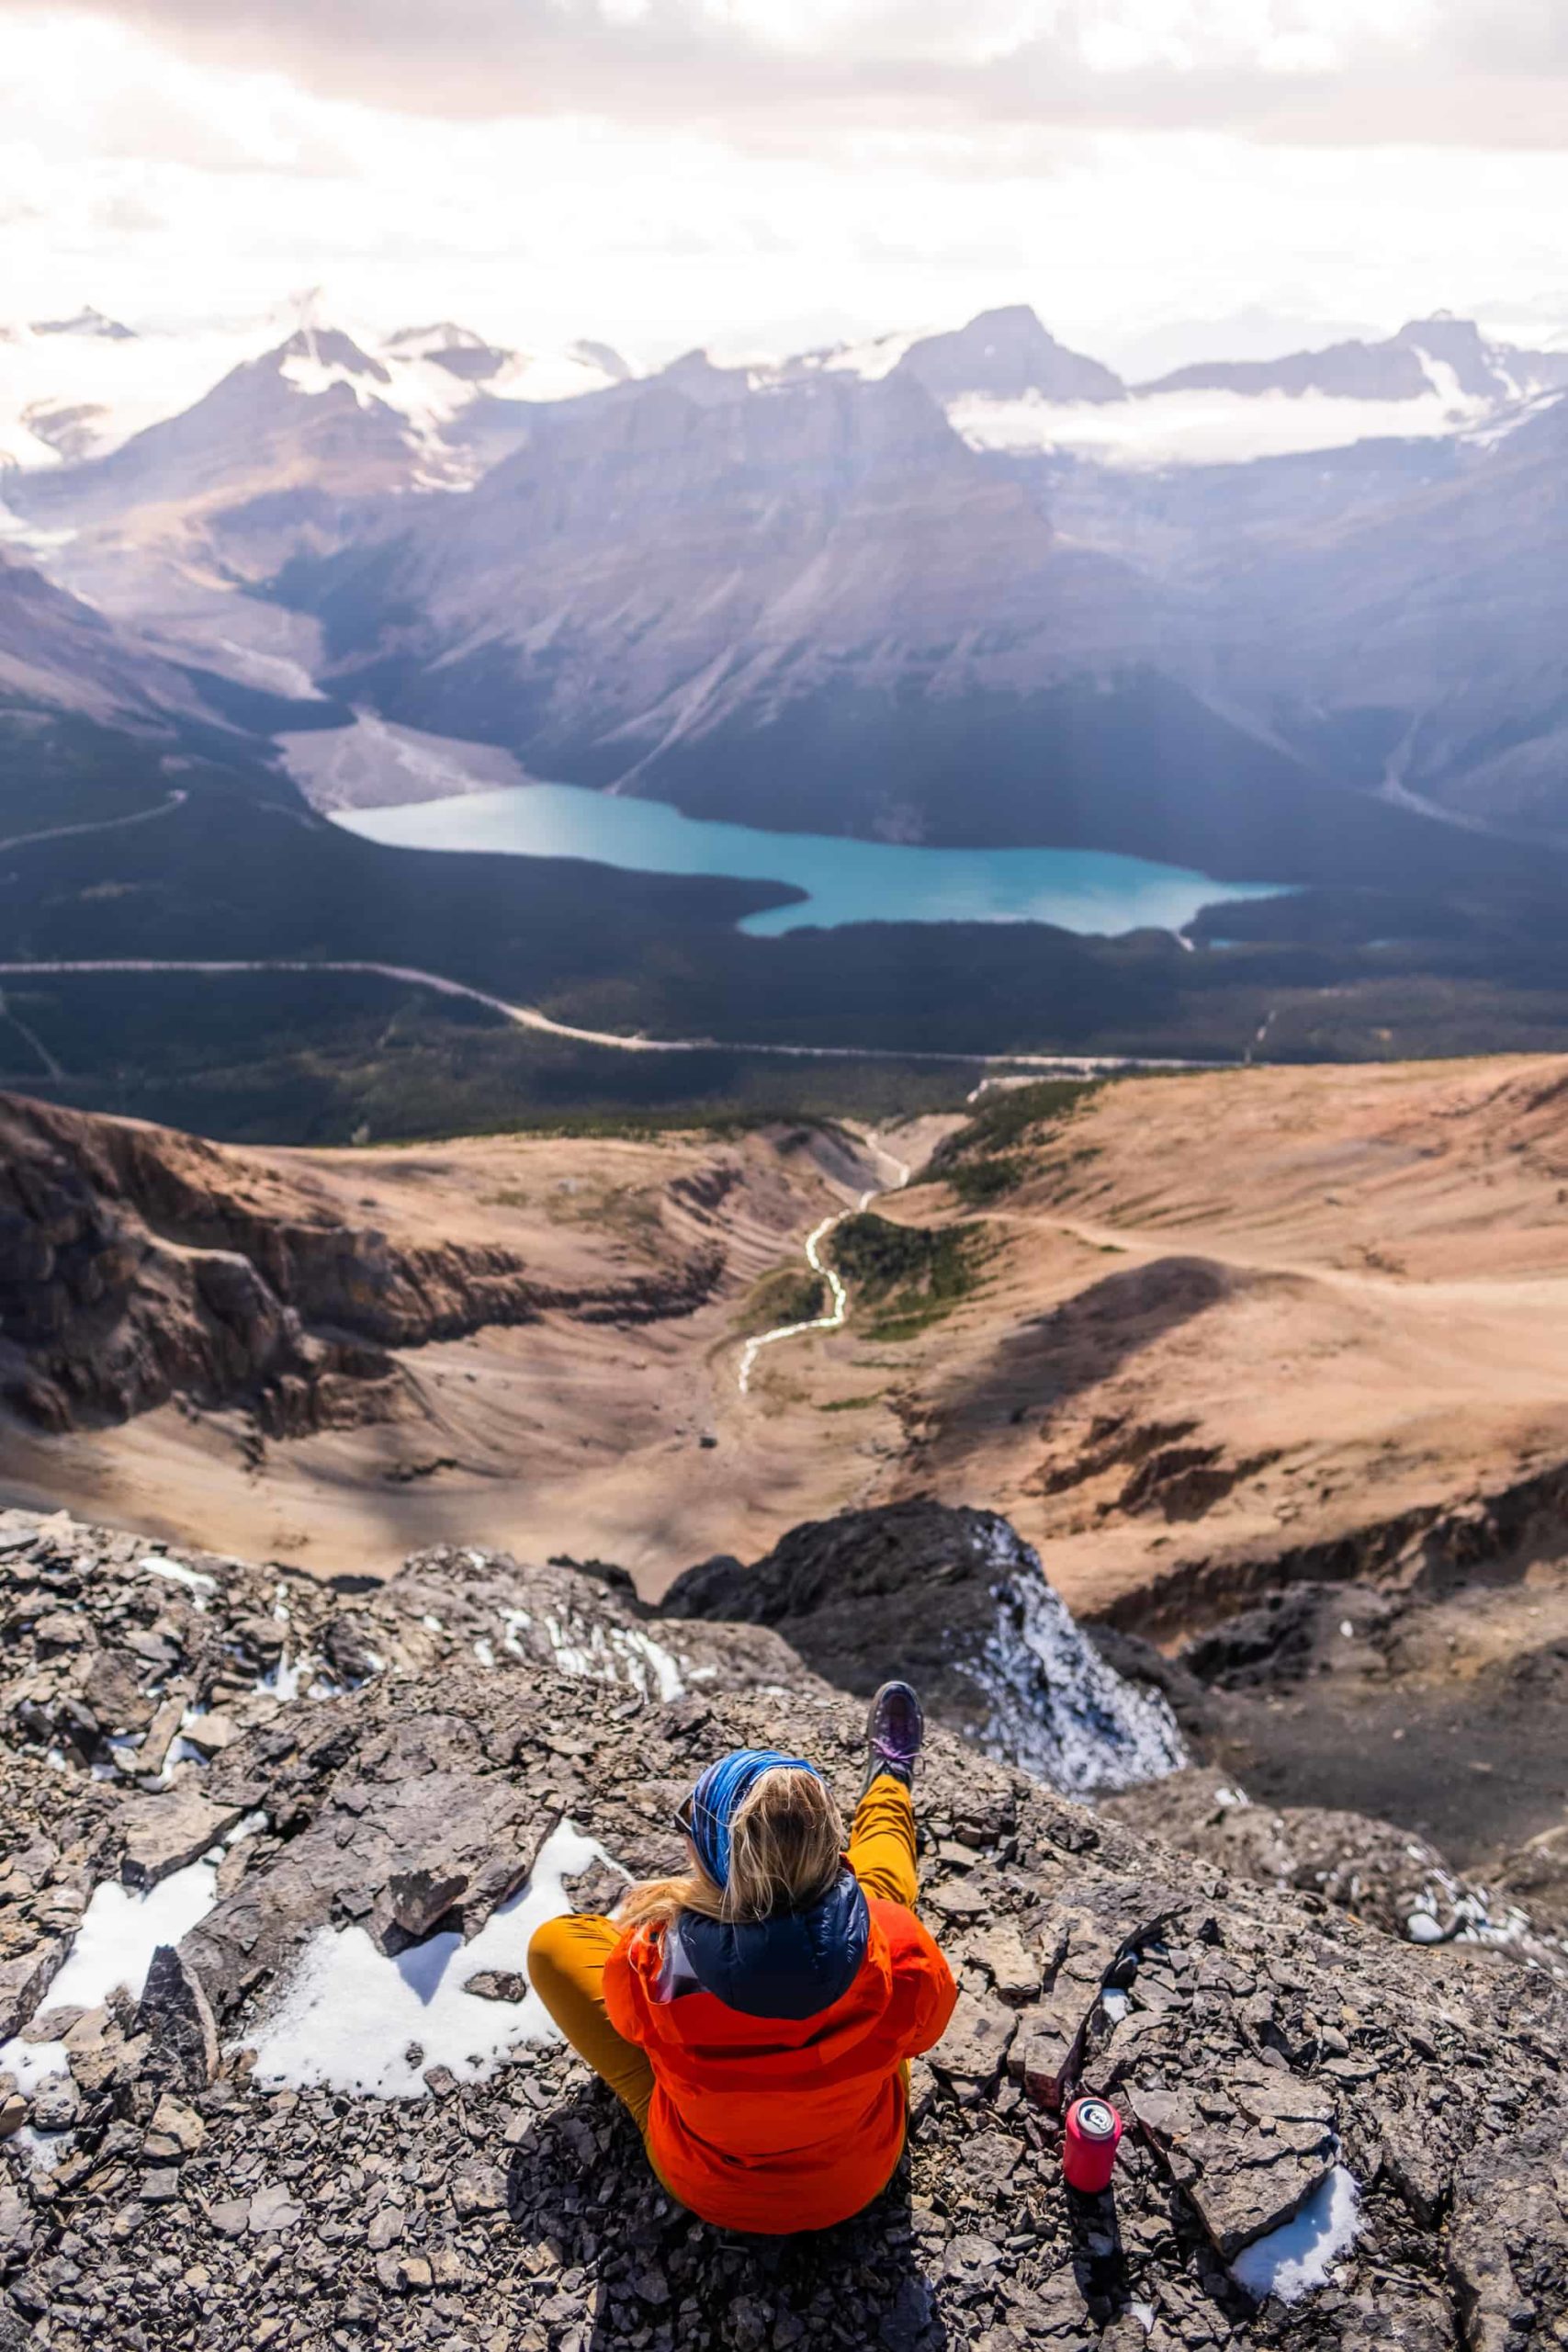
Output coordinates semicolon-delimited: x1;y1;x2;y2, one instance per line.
0;3;1564;364
0;1;1555;143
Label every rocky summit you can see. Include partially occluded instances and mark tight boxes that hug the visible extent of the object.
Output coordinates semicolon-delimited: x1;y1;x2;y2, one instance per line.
0;1505;1565;2351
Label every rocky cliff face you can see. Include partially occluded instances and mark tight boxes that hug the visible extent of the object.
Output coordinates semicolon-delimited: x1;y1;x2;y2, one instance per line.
0;1092;724;1436
1;1503;1564;2351
663;1500;1187;1794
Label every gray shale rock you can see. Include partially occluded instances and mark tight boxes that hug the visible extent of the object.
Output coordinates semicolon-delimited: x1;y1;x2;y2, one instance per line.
0;1507;1562;2351
136;1943;220;2090
117;1788;244;1889
1104;1768;1562;1967
1129;2069;1338;2259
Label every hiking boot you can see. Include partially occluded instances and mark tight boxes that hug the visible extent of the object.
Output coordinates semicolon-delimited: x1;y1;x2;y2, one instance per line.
859;1679;924;1798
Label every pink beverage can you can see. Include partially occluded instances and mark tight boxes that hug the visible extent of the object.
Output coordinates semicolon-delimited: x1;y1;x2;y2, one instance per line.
1063;2096;1123;2193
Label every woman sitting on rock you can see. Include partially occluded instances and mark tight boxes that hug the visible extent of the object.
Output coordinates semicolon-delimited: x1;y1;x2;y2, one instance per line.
527;1682;956;2234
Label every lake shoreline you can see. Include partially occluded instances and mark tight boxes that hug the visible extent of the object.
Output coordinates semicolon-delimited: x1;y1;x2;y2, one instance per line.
313;757;1284;941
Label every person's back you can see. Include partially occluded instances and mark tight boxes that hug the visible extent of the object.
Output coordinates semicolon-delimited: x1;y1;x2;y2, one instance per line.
528;1684;956;2233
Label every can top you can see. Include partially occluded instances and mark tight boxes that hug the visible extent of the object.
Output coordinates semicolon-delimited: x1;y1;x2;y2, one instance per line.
1071;2098;1118;2142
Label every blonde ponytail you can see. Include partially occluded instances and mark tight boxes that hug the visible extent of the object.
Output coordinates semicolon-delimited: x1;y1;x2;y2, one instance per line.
618;1766;846;1931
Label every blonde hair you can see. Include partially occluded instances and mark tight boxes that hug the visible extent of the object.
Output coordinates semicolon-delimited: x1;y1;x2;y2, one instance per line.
619;1765;846;1930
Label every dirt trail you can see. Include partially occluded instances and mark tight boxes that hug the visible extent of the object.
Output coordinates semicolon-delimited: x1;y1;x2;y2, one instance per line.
763;1054;1568;1636
996;1208;1568;1311
737;1131;912;1395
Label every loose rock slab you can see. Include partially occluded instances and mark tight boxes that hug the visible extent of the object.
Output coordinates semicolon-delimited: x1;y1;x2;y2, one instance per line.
1130;2067;1338;2258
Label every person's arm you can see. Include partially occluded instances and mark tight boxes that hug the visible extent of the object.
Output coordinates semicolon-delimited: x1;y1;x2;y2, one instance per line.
601;1925;650;2045
886;1909;958;2053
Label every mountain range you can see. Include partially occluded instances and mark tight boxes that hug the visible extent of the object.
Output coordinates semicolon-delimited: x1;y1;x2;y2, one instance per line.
8;297;1567;848
5;297;1568;1115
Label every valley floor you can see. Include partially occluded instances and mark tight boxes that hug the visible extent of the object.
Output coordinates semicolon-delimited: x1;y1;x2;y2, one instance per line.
0;1114;935;1582
6;1056;1568;1870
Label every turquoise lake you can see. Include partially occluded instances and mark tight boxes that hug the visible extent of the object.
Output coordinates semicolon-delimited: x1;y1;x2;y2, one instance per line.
333;784;1283;939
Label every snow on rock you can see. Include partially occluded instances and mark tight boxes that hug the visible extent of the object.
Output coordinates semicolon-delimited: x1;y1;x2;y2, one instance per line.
816;328;930;382
274;321;621;489
0;1850;229;2089
244;1822;616;2099
1230;2165;1361;2304
960;1533;1187;1793
10;2124;73;2174
0;2037;69;2094
1403;1871;1534;1951
141;1555;215;1600
949;385;1488;468
542;1613;685;1703
257;1651;317;1703
0;319;261;469
43;1856;222;2013
660;1499;1186;1796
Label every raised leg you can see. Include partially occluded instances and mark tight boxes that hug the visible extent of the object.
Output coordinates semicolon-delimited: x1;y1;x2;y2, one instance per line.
847;1775;919;1909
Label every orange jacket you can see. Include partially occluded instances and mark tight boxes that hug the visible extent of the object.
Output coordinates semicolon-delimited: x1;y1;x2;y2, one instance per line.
603;1889;956;2233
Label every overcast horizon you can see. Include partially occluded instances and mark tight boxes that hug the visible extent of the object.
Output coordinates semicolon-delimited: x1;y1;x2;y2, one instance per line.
5;2;1568;368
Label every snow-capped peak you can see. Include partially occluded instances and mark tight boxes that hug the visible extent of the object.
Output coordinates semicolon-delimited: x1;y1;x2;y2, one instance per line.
386;322;494;357
29;306;136;342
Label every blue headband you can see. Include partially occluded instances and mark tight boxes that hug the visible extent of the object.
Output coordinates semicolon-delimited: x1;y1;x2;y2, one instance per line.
687;1748;820;1889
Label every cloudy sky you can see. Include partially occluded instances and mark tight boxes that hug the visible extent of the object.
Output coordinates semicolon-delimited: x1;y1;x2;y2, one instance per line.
5;0;1568;365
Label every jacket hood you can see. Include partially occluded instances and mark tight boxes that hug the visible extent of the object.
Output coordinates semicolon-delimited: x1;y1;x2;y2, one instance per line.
676;1870;869;2020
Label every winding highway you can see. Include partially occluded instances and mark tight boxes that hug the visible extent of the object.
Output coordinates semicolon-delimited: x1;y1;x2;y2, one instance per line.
0;956;1209;1077
0;790;187;857
0;956;1205;1376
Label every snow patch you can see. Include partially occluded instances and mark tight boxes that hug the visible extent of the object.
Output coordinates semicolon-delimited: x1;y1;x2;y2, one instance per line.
1464;390;1563;451
0;1852;233;2084
258;1652;310;1702
141;1556;216;1600
817;328;930;382
276;328;616;489
1231;2165;1361;2304
0;2037;69;2093
950;384;1489;469
539;1614;685;1704
0;319;262;469
244;1821;617;2099
10;2125;73;2175
1404;1871;1536;1950
43;1858;221;2014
